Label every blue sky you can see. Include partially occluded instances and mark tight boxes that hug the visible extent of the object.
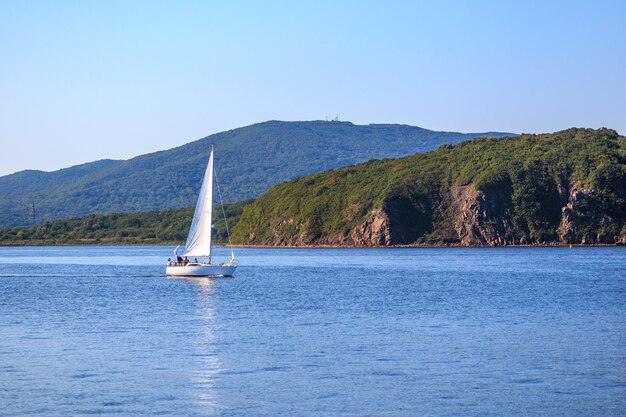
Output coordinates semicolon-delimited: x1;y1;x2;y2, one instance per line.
1;0;625;175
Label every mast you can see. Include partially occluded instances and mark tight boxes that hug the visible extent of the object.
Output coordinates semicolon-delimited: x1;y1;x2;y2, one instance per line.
206;145;214;263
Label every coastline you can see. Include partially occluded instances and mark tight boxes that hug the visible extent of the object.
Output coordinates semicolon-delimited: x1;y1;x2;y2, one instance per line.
1;240;623;248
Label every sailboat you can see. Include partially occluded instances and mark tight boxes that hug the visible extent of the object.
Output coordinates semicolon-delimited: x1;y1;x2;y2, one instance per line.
166;145;237;277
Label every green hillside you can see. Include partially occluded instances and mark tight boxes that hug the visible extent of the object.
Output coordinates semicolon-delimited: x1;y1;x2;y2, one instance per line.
0;200;250;246
0;120;513;228
232;128;626;246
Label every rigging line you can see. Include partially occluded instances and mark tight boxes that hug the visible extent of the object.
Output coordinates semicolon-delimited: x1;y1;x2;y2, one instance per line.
213;166;233;246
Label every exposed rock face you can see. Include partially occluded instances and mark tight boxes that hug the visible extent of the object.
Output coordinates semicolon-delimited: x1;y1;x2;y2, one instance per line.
350;194;435;246
556;187;602;244
351;209;392;246
558;206;576;243
241;182;624;247
346;182;623;247
447;185;515;245
348;184;517;246
557;181;575;243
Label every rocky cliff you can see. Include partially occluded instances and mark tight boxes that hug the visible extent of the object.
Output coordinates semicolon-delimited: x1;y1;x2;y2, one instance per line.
232;128;626;246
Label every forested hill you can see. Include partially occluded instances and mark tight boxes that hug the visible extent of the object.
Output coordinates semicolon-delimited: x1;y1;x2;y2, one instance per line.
232;128;626;246
0;120;513;228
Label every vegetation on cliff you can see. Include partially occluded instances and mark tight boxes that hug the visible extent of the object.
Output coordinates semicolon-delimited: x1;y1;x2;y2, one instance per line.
232;128;625;246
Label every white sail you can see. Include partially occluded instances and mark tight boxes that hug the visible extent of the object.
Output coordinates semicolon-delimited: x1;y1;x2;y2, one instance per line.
184;146;214;258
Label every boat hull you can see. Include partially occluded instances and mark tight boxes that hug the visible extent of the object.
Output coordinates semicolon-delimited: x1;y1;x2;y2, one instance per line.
166;264;236;277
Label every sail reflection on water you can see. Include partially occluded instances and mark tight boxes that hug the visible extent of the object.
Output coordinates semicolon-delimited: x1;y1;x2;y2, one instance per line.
188;278;222;413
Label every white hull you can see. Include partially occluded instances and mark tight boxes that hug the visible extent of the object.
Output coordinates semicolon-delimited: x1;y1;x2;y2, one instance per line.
166;263;236;277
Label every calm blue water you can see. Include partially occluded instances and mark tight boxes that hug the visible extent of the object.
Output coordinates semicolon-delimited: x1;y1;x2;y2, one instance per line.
0;246;624;416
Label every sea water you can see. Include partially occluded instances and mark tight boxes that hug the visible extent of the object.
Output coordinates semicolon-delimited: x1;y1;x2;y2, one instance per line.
0;246;624;416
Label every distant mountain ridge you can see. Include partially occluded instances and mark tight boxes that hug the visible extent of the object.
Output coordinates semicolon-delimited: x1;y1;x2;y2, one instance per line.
0;120;514;228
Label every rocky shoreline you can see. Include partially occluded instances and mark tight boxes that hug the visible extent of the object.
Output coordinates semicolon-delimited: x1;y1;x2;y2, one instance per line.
1;240;624;248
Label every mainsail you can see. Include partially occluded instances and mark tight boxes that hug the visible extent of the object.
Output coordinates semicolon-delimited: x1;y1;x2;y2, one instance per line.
184;146;214;258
